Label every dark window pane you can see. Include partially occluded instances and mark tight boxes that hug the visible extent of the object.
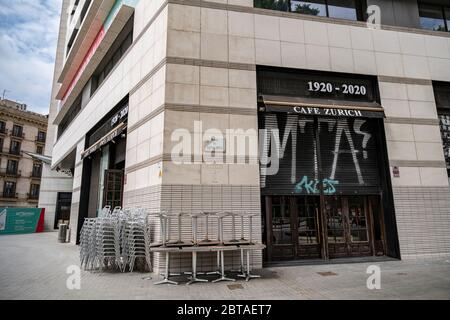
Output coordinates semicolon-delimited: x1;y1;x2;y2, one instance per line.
419;4;446;31
291;0;326;16
328;0;357;21
254;0;289;11
446;7;450;32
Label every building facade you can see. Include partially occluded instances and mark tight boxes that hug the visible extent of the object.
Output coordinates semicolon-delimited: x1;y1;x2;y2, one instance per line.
0;99;48;208
45;0;450;271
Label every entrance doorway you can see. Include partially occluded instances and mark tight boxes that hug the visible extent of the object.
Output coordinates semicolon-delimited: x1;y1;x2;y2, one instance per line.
265;195;383;262
54;192;72;229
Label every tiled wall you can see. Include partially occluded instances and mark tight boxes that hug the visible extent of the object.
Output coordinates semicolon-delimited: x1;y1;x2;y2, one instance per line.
393;186;450;259
123;184;262;272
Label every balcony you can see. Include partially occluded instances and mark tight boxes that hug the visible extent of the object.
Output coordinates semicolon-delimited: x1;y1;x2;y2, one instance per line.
1;192;18;200
31;169;42;179
35;136;46;144
6;149;22;157
27;193;39;202
0;169;21;178
10;130;25;139
54;0;137;125
56;0;117;100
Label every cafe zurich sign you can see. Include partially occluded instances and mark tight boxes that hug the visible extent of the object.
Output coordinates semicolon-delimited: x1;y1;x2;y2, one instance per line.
262;104;384;119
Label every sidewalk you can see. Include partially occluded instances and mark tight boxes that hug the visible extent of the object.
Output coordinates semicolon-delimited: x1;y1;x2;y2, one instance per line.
0;232;449;300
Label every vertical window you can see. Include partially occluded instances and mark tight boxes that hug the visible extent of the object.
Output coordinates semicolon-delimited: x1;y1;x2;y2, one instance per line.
37;131;46;142
36;145;44;155
6;160;18;174
419;3;448;32
12;125;23;138
30;184;40;198
32;163;42;178
0;137;3;151
0;121;6;134
10;140;21;155
3;181;16;197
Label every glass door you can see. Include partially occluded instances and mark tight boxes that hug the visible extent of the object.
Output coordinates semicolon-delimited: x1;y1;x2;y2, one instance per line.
325;196;372;258
268;196;295;260
296;196;321;258
102;170;124;209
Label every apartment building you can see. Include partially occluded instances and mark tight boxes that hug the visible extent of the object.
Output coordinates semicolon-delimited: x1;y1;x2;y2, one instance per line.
0;99;48;208
45;0;450;271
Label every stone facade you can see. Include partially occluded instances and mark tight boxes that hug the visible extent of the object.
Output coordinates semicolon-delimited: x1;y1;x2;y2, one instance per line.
44;0;450;271
0;99;48;209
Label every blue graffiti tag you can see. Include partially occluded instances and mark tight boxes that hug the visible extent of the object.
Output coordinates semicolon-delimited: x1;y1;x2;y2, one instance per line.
295;176;340;195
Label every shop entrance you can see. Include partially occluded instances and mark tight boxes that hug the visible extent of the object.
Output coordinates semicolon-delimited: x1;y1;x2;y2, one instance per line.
266;195;382;261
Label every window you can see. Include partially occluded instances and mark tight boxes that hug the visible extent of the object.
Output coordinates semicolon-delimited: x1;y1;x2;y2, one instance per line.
419;3;449;32
3;181;16;198
32;163;42;178
291;0;326;16
6;160;18;175
37;131;46;143
0;121;6;134
29;184;40;198
255;0;364;21
433;81;450;185
0;137;3;152
90;17;134;95
9;140;21;155
36;145;44;155
11;125;23;138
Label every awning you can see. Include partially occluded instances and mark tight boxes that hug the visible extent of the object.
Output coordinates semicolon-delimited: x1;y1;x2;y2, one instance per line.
259;95;385;119
81;121;127;159
23;152;52;165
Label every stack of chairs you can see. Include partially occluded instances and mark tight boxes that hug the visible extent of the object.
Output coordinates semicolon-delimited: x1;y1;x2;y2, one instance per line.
79;207;151;273
122;209;147;272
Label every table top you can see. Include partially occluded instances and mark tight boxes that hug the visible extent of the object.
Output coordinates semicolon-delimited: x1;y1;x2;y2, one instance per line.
149;243;266;253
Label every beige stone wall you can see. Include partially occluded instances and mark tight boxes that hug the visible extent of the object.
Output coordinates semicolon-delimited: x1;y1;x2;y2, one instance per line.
38;0;74;231
0;112;47;208
53;1;450;263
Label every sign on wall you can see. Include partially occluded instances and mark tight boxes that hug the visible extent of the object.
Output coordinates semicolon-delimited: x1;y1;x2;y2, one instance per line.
0;208;45;235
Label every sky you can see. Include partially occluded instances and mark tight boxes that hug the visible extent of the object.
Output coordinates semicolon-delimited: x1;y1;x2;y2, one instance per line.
0;0;62;115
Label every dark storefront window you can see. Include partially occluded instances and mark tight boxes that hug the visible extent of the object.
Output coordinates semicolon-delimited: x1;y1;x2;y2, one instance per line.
433;82;450;184
255;0;365;21
258;67;398;262
419;3;449;32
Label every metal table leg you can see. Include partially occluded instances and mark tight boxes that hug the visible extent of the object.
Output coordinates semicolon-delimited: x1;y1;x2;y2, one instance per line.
245;250;261;282
187;252;208;285
155;252;178;285
237;248;246;278
212;251;235;283
207;251;221;275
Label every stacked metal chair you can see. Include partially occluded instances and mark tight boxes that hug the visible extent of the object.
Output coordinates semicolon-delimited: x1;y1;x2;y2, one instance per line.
95;214;117;270
121;208;148;272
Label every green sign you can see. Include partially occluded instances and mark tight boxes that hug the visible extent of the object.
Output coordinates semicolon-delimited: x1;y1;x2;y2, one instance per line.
0;208;45;235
